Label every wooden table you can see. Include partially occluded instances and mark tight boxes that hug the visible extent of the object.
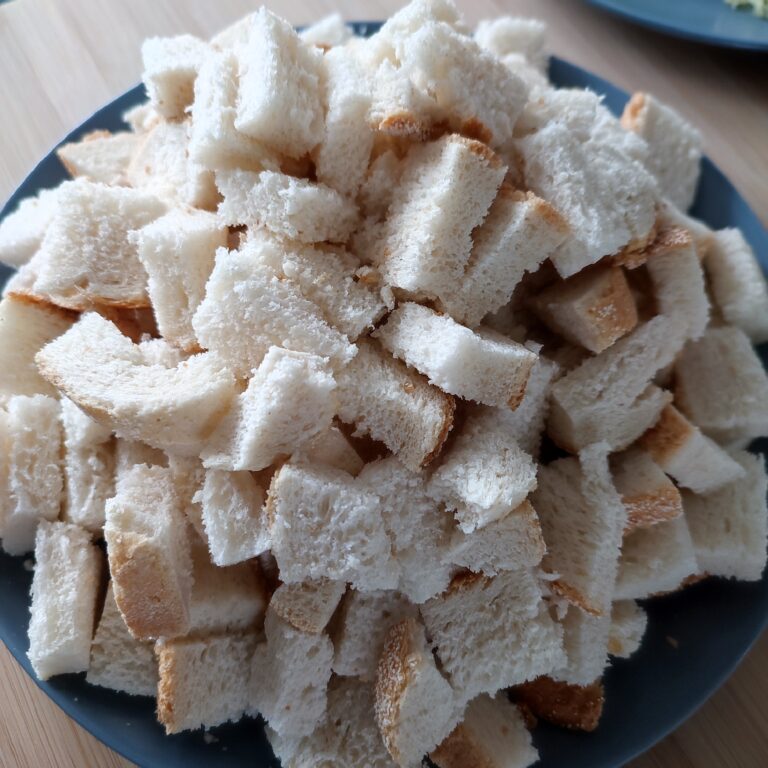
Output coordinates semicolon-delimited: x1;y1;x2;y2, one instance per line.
0;1;766;766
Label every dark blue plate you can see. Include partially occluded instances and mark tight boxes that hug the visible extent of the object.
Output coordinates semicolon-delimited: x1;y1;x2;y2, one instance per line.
1;22;767;768
584;0;768;50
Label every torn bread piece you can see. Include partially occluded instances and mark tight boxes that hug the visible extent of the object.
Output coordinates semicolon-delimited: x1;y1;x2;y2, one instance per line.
621;92;702;212
87;583;158;697
511;676;604;733
615;516;699;601
375;303;537;407
36;313;237;456
104;464;193;640
270;579;346;635
0;186;62;268
27;521;101;680
156;629;258;734
638;404;746;494
375;616;459;768
250;607;334;737
474;16;548;69
608;600;648;659
532;444;626;616
683;450;768;582
0;395;63;556
336;339;455;471
56;130;140;186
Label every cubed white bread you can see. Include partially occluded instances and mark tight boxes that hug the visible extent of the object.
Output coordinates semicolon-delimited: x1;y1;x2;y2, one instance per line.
331;589;419;681
255;239;387;340
197;469;269;566
357;150;404;221
449;500;545;576
610;447;683;531
705;228;768;343
269;461;398;590
0;186;61;268
270;579;345;634
358;457;454;603
336;339;455;471
639;404;746;494
166;455;206;538
134;208;225;352
192;239;355;378
511;676;604;733
375;135;505;299
421;571;565;706
136;336;187;367
87;583;157;697
683;451;768;582
441;188;569;327
56;130;140;186
431;693;538;768
156;629;258;733
142;35;209;120
474;16;547;68
36;313;237;456
428;409;538;533
614;516;699;600
234;9;324;157
532;444;627;616
621;92;702;211
548;317;684;452
375;303;537;408
114;439;167;476
500;53;550;96
104;464;193;639
314;45;374;198
189;50;278;171
531;265;639;354
295;425;364;476
30;179;166;310
674;326;768;444
299;13;353;47
267;676;396;768
0;395;63;555
608;600;647;659
658;199;714;257
552;607;611;687
27;521;101;680
375;616;459;768
0;294;74;397
60;397;114;533
518;89;658;277
250;607;334;736
217;168;358;244
122;102;160;133
202;346;336;471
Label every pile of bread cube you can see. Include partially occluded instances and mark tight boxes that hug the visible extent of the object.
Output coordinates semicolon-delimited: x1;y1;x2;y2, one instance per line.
0;1;767;765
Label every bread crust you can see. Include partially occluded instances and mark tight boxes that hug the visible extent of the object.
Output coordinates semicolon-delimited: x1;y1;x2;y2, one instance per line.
623;486;683;532
431;723;494;768
638;404;693;463
512;676;604;732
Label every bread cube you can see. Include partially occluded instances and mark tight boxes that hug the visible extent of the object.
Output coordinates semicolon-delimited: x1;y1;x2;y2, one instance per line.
512;676;604;733
270;579;346;635
552;607;611;688
57;130;140;186
608;600;648;659
0;186;61;268
474;16;548;69
299;13;353;47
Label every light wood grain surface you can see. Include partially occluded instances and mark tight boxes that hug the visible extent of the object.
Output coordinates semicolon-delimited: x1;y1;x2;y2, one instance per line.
0;1;766;767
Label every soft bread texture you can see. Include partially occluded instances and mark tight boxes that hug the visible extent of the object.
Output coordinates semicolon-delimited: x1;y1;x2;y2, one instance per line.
375;616;458;768
608;600;648;659
474;16;548;69
705;228;768;344
532;444;626;616
610;447;683;531
375;303;537;408
27;521;101;680
0;395;63;555
428;408;538;533
134;208;226;351
336;339;455;471
638;404;746;494
270;579;346;634
201;346;336;471
197;469;269;566
674;326;768;445
156;629;258;734
269;461;398;590
299;13;353;47
332;589;419;681
87;583;158;697
0;186;62;268
430;693;539;768
104;464;193;640
56;130;140;186
621;92;702;211
0;294;74;397
250;607;334;737
142;35;209;119
36;313;237;455
421;571;565;706
168;455;206;540
683;451;768;582
511;676;604;733
530;265;638;354
615;516;699;601
552;606;611;687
